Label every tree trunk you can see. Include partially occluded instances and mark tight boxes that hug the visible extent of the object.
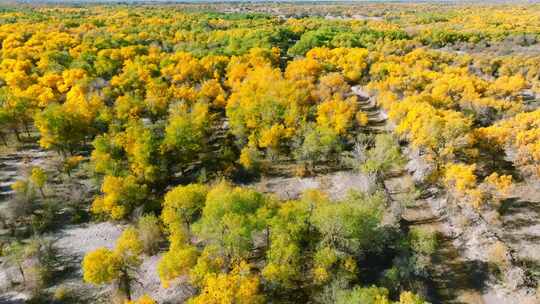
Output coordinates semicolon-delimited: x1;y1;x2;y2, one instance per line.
0;134;7;146
184;217;192;242
24;122;31;137
119;269;132;300
17;262;25;284
12;128;21;142
38;187;46;199
265;226;270;249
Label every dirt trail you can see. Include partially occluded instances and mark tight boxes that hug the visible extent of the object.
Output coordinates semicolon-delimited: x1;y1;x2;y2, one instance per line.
352;86;390;134
339;86;492;302
499;181;540;284
352;87;538;304
387;174;496;304
0;143;52;204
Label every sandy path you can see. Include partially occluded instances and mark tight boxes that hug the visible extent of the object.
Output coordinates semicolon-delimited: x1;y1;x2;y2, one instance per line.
359;87;538;304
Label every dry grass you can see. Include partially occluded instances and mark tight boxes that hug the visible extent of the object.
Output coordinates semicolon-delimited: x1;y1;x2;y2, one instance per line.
488;241;510;269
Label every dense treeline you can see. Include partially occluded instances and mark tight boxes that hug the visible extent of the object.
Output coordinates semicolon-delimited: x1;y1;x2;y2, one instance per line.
0;3;539;303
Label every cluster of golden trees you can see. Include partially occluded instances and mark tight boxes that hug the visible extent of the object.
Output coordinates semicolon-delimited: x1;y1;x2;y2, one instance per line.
85;183;430;303
1;4;539;303
366;48;535;208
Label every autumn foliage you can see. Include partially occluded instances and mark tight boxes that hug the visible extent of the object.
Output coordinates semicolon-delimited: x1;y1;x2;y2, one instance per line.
2;3;538;303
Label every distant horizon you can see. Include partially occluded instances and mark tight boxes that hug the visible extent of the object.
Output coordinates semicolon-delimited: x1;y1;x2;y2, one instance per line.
3;0;539;3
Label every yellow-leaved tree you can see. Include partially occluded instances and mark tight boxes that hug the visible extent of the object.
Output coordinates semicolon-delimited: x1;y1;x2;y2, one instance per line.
443;163;484;208
158;184;208;288
91;175;148;220
187;261;264;304
125;295;157;304
82;227;144;301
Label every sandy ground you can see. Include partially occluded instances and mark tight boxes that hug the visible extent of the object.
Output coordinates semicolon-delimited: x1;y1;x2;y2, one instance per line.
0;147;53;209
0;222;125;302
52;222;192;303
134;254;194;303
252;170;374;201
1;220;194;303
53;222;125;256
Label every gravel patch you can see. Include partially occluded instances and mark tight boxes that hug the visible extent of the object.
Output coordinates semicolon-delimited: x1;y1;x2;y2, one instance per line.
0;291;28;304
253;171;374;201
53;222;125;258
133;254;195;304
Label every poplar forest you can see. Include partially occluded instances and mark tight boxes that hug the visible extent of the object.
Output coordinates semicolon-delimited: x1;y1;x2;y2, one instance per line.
1;2;540;304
